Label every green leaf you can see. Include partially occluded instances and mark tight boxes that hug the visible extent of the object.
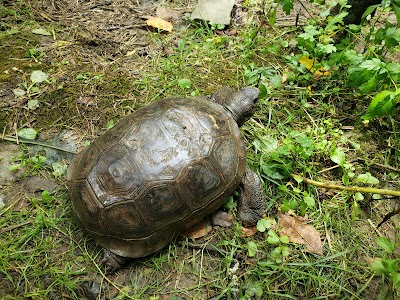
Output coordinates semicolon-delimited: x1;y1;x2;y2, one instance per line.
316;43;337;54
177;39;185;52
17;128;38;140
281;245;290;257
13;88;26;97
347;67;373;87
243;281;263;297
252;135;278;154
391;0;400;24
382;259;398;274
370;258;388;275
330;147;345;167
354;192;364;201
267;230;280;244
269;74;283;89
268;6;277;26
326;12;348;28
351;200;361;220
280;0;294;15
385;27;400;42
354;172;380;184
30;70;48;83
362;90;398;120
360;4;380;24
360;58;384;71
279;235;289;244
393;272;400;290
257;218;272;232
298;25;321;41
387;62;400;75
177;78;191;90
376;237;395;254
223;196;235;210
247;241;258;257
52;162;67;178
359;76;377;94
303;195;315;208
32;28;51;36
27;99;39;110
106;119;115;129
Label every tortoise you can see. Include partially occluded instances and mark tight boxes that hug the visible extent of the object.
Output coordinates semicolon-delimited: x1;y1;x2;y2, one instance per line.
68;86;265;271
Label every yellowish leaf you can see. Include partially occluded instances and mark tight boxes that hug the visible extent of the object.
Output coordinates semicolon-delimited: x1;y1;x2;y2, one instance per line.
146;17;173;32
299;55;314;70
299;55;330;79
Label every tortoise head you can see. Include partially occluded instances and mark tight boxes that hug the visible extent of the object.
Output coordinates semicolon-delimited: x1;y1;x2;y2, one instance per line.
212;86;260;126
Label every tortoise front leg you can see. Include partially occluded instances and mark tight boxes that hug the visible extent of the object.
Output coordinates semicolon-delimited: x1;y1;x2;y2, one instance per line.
237;167;265;226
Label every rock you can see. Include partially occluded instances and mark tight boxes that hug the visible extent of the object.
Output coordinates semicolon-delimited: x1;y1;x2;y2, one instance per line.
0;143;19;185
191;0;235;25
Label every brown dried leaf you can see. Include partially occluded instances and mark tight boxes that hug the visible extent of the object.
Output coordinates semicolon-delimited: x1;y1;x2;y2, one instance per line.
241;226;258;238
146;17;173;32
156;7;182;21
181;220;212;239
278;212;323;255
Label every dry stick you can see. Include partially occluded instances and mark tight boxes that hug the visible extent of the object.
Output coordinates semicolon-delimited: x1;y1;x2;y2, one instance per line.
292;174;400;197
1;135;76;154
0;221;32;234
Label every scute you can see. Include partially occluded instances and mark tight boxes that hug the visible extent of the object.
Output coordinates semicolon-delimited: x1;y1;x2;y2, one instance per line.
87;144;145;206
103;202;152;238
135;183;189;230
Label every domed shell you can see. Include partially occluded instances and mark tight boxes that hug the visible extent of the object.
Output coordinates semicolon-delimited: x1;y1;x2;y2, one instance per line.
68;96;247;258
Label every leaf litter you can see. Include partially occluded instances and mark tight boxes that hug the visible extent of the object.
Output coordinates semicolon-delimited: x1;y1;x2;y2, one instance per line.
278;212;324;256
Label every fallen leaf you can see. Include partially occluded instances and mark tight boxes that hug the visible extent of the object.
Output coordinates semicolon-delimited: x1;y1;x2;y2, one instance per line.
146;17;173;32
278;212;323;255
299;55;330;79
156;7;182;21
181;220;212;239
241;226;258;238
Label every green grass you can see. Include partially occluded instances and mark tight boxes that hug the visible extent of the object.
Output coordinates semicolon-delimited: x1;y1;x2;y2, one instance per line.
1;0;400;299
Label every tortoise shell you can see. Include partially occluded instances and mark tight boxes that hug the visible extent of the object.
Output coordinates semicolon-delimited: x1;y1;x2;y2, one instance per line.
68;96;247;258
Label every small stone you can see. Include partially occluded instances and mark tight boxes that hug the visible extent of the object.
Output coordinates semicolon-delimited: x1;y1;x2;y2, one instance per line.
191;0;235;25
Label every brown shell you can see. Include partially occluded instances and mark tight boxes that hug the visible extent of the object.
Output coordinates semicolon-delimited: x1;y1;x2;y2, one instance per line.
68;96;246;258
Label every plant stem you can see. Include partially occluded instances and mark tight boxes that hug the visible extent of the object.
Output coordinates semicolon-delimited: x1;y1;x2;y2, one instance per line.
1;136;76;154
292;174;400;197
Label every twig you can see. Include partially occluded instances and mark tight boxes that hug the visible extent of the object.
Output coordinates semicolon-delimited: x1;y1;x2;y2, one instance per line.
1;135;76;154
367;219;383;237
0;221;32;234
292;174;400;197
89;1;112;9
377;204;400;228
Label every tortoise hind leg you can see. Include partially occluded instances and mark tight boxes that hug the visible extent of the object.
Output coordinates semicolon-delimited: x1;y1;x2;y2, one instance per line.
237;167;265;226
100;249;130;273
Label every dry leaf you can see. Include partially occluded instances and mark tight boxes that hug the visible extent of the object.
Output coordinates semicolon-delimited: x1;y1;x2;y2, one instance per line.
146;17;173;32
241;226;258;238
278;212;323;255
156;7;181;21
181;220;212;239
